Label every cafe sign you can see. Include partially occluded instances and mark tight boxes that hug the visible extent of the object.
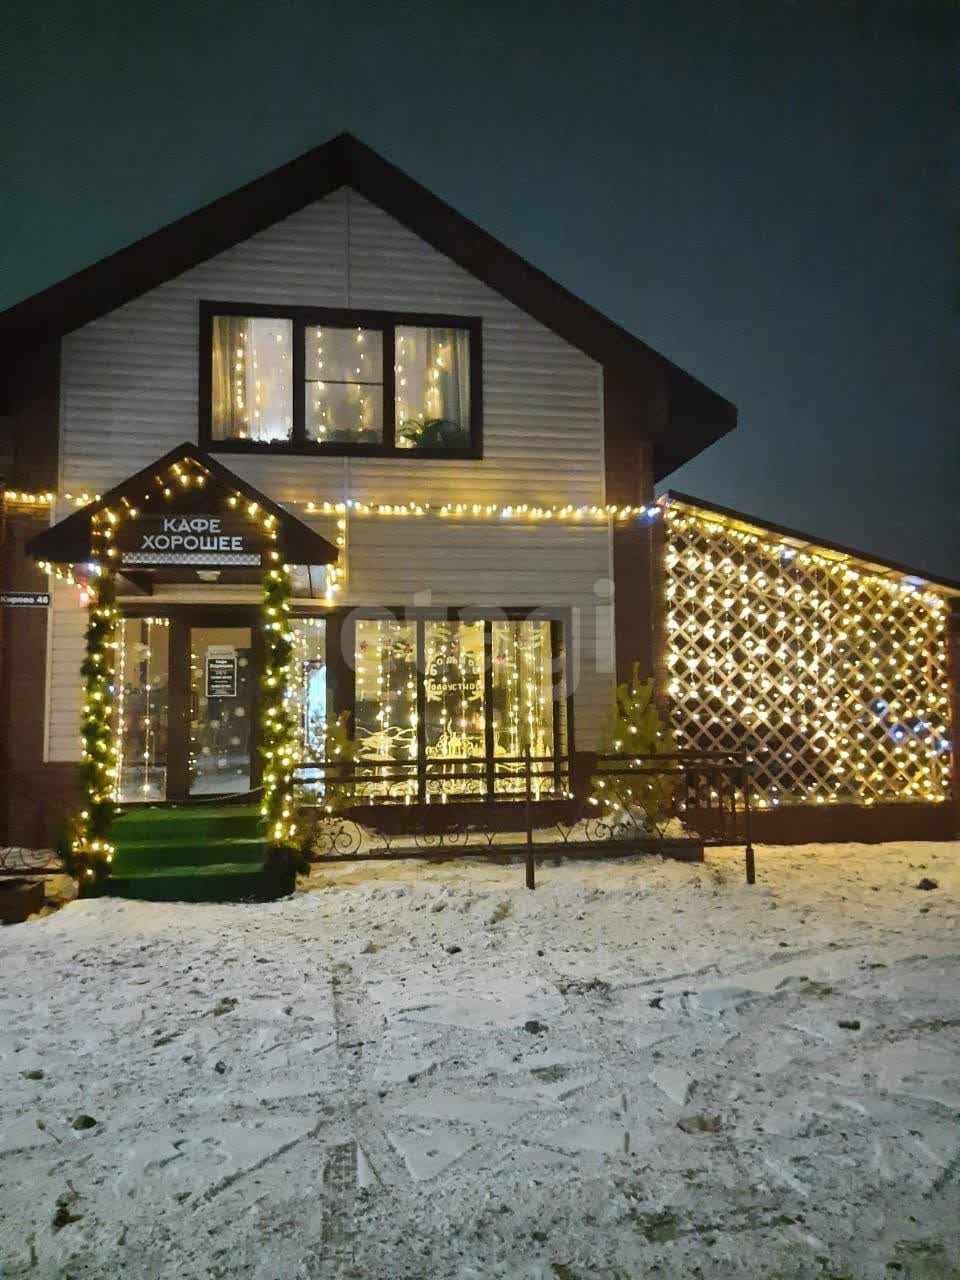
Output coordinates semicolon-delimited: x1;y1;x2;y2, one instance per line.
116;514;265;568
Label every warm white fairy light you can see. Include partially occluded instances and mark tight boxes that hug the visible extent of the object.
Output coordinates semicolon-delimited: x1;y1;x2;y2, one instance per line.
18;484;660;526
113;618;127;802
662;501;952;808
3;489;55;507
141;617;154;795
302;498;656;523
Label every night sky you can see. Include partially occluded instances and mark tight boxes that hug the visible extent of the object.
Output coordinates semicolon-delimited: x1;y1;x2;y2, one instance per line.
2;1;956;578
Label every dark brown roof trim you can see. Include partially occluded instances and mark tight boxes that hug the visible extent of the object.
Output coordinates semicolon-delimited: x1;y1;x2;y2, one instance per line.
0;134;735;481
27;441;338;567
664;490;960;595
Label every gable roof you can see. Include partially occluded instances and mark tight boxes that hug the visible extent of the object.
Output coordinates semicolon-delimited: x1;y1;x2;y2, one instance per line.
0;133;735;480
27;442;338;568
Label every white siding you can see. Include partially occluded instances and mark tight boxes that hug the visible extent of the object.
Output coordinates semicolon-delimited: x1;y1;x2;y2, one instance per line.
44;576;86;763
50;187;614;758
59;190;603;506
339;517;614;748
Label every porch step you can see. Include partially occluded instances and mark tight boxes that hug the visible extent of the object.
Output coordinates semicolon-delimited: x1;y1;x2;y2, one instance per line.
99;804;289;903
103;870;280;904
112;804;261;844
109;837;265;875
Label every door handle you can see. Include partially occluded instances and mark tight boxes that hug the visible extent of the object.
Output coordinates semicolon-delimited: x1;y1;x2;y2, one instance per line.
190;691;199;721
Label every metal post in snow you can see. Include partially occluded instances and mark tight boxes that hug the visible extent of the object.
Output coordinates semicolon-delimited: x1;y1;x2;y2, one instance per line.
524;747;535;890
743;763;756;885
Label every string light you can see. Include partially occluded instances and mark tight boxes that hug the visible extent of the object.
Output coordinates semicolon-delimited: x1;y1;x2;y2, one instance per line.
3;489;55;507
259;564;299;848
70;513;119;885
662;500;952;808
15;482;662;526
21;461;951;836
303;499;655;523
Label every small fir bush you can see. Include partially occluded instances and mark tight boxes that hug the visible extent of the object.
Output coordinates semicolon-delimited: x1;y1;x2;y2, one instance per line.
590;666;676;835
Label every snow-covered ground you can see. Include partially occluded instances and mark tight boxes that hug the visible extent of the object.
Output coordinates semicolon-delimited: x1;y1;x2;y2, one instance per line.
2;842;959;1279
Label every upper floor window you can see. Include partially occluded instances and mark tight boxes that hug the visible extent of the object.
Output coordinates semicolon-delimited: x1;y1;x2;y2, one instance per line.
202;302;481;457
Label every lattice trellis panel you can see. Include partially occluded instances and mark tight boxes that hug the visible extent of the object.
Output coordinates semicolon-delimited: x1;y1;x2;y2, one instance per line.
663;504;953;808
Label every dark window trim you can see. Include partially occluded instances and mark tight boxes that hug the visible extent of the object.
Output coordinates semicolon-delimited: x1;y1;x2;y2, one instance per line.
198;300;483;460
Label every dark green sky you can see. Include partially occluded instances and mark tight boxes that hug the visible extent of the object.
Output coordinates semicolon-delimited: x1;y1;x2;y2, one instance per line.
2;0;956;577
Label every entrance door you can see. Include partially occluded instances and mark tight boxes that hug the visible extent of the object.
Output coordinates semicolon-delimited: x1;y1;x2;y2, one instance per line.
117;610;339;804
187;624;255;796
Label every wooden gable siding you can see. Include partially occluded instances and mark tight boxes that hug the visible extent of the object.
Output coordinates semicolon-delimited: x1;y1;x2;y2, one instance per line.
58;190;604;506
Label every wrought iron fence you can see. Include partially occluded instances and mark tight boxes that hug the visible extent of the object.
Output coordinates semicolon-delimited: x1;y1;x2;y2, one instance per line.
295;749;756;885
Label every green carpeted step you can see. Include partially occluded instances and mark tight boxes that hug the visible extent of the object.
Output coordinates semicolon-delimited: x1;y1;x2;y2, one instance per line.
113;805;261;843
103;870;284;904
112;849;265;876
112;838;265;874
102;801;290;902
115;861;262;878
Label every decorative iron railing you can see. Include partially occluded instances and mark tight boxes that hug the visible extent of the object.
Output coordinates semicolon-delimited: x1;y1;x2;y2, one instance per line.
294;749;756;885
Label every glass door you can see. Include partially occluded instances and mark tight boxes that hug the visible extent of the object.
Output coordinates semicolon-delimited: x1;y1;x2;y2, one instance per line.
115;616;171;802
188;625;254;796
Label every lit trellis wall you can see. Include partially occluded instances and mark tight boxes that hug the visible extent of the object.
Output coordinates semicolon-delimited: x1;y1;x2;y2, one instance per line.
662;501;953;809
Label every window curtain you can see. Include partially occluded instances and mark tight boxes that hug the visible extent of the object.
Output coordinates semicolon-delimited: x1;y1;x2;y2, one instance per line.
211;316;293;442
211;316;247;440
430;327;470;430
396;327;471;447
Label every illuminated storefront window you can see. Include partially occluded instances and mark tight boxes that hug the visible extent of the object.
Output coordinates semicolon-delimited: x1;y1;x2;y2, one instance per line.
491;620;556;795
290;618;327;796
353;613;565;800
355;618;418;797
424;620;485;796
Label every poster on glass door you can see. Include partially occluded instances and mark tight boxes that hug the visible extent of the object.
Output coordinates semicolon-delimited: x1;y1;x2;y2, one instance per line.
206;645;238;698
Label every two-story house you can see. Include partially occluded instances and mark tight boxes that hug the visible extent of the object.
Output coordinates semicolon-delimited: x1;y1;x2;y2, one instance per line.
0;134;734;849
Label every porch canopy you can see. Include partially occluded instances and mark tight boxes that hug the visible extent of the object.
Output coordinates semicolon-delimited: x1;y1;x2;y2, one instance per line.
27;442;338;592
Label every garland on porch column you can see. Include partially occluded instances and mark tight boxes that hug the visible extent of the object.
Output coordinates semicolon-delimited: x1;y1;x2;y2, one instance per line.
260;564;299;851
72;565;119;883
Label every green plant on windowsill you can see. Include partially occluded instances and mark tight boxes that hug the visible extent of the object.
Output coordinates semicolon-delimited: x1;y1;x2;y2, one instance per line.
398;418;469;451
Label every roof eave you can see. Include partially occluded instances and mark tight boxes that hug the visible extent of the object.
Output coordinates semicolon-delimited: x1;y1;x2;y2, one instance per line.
663;490;960;595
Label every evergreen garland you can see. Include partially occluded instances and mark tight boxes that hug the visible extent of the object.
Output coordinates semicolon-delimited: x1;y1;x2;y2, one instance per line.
260;565;299;854
72;567;119;884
